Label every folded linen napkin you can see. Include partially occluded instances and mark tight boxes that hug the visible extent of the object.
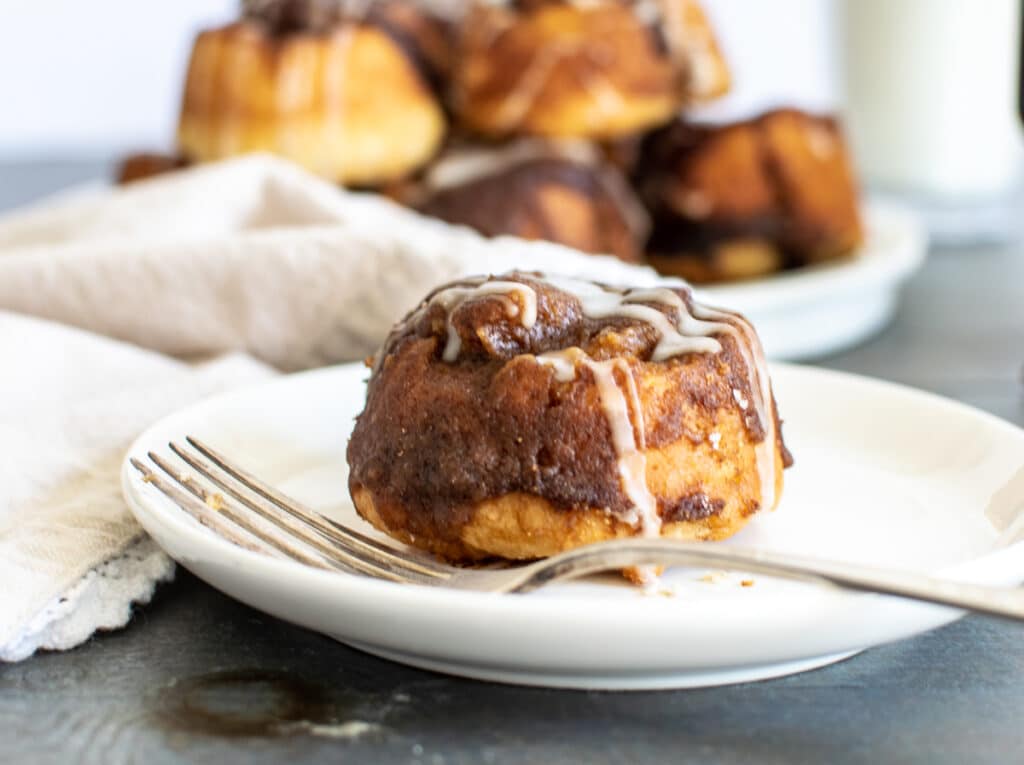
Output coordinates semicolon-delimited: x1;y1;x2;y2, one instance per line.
0;155;660;661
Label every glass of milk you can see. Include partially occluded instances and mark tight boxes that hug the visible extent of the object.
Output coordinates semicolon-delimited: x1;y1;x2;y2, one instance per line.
839;0;1023;242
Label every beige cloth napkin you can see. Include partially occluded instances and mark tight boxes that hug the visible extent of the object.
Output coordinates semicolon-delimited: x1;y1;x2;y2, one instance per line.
0;154;659;661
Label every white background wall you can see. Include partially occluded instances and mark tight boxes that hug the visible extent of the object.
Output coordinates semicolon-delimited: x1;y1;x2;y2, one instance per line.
695;0;838;121
0;0;838;159
0;0;237;158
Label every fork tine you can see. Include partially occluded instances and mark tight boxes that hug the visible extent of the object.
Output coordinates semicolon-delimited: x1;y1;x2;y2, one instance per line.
148;450;418;584
132;457;336;572
159;443;441;585
183;435;451;577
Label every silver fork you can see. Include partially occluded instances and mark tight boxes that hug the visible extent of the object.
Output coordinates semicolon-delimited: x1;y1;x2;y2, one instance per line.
130;437;1024;621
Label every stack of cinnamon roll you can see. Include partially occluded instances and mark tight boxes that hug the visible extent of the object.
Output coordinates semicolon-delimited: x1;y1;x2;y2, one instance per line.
122;0;864;283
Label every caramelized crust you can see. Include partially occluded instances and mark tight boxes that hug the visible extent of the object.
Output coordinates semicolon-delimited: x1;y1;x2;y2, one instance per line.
453;0;729;140
116;153;189;185
418;156;646;263
638;109;864;283
177;7;446;185
242;0;452;89
761;110;864;261
360;0;454;97
347;273;791;562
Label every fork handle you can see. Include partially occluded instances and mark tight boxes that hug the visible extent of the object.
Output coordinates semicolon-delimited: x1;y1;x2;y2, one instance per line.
509;539;1024;621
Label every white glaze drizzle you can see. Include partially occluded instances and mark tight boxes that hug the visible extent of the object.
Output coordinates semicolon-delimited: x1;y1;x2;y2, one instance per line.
418;278;539;362
536;348;586;383
691;302;778;513
586;358;660;536
537;350;659;537
542;277;726;359
537;275;778;520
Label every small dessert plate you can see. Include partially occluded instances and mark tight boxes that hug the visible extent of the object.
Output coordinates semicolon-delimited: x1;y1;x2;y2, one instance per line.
698;200;928;360
123;362;1024;690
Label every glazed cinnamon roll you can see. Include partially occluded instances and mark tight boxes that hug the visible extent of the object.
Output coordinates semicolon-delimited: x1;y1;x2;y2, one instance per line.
177;0;448;185
452;0;730;140
347;272;791;563
638;109;865;283
413;140;649;263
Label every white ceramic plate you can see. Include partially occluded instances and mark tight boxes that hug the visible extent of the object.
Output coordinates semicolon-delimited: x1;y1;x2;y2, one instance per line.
123;362;1024;690
696;200;928;360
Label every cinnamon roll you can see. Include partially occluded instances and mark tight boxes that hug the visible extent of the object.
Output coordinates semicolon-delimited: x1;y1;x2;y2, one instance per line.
452;0;730;140
347;272;791;563
638;109;865;283
177;0;448;185
414;140;649;263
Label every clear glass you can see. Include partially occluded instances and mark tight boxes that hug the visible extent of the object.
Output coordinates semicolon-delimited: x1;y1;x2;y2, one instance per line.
839;0;1024;244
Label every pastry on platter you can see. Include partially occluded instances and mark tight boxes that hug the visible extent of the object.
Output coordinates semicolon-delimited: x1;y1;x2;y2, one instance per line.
116;153;189;185
637;109;865;283
414;140;649;262
347;272;791;562
177;0;447;185
452;0;730;139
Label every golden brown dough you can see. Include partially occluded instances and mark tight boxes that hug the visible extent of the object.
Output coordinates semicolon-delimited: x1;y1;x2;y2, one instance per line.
414;141;649;263
177;0;447;185
347;272;791;562
638;109;865;283
452;0;730;140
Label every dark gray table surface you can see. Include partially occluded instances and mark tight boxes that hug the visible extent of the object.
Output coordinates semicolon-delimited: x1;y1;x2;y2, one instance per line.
1;160;1022;764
